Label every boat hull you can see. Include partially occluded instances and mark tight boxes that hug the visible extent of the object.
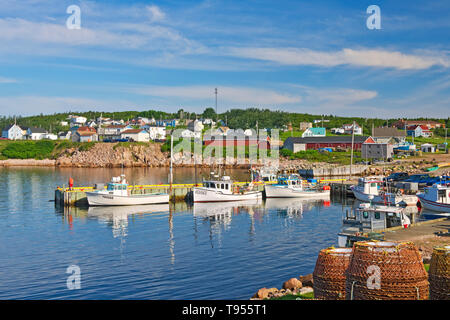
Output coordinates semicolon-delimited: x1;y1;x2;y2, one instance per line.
193;187;262;203
417;194;450;213
351;187;417;206
86;192;170;206
265;185;330;198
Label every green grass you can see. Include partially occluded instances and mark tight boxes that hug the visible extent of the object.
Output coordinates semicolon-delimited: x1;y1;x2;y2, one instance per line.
113;141;150;150
424;264;430;272
406;136;447;147
279;130;304;142
268;291;314;300
280;149;361;165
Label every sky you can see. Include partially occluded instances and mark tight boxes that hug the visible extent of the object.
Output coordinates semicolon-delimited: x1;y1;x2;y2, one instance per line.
0;0;449;118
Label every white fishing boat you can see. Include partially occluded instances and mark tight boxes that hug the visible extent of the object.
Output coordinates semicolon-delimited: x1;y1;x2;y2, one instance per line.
86;174;169;206
351;177;418;206
338;202;412;247
265;174;330;198
417;182;450;214
193;175;262;203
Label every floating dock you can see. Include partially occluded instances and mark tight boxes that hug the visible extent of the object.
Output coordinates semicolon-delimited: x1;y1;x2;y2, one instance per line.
55;179;346;207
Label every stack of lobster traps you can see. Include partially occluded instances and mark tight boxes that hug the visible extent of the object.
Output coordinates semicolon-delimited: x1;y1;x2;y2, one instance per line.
429;245;449;300
313;241;432;300
313;247;352;300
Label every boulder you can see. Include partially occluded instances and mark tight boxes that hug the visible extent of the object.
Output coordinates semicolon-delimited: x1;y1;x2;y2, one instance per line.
252;287;278;300
282;278;302;290
299;274;313;287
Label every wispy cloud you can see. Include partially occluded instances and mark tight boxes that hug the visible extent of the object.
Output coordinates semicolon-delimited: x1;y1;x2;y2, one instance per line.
0;76;18;83
130;85;302;105
226;47;450;70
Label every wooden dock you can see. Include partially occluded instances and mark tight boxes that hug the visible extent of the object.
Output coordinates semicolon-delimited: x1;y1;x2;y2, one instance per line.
55;178;347;207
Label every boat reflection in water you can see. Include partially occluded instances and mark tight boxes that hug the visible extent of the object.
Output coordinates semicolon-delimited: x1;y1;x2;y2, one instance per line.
87;204;170;238
264;198;330;219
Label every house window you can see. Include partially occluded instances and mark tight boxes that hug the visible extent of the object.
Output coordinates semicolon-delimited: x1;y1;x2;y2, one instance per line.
374;212;381;220
363;211;369;219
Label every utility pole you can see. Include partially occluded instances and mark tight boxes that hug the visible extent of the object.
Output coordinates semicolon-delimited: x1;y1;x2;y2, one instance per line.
215;88;218;125
350;121;355;179
169;134;174;194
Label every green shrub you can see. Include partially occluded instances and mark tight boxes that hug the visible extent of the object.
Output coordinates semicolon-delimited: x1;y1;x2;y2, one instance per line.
2;140;56;159
280;148;293;157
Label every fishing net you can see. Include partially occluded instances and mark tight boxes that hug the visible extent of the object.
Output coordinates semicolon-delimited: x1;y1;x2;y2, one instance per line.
313;247;353;300
429;245;449;300
345;241;429;300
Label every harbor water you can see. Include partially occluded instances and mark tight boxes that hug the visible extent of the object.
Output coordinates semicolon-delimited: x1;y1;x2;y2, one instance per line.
0;167;438;300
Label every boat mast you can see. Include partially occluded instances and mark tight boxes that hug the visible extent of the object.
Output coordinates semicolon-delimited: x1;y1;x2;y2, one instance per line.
350;120;355;180
170;133;173;192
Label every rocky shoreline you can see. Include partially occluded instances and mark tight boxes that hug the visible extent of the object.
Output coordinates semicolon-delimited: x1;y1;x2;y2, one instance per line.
0;142;447;175
250;274;314;300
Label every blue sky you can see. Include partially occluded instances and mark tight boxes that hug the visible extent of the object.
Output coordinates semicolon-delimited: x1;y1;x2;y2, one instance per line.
0;0;449;118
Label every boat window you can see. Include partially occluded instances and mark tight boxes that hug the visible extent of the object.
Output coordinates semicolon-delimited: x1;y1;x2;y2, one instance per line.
371;183;377;187
107;184;114;191
363;211;369;219
211;183;215;189
221;184;224;189
374;212;381;219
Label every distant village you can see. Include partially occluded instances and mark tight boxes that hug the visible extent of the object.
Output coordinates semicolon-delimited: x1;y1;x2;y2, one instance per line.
1;114;447;161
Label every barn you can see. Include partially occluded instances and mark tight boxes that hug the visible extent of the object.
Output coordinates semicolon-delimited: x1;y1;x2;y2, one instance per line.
283;136;368;152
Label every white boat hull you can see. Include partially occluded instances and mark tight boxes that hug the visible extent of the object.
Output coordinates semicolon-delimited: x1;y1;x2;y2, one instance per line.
351;187;417;206
418;194;450;213
86;191;170;206
265;185;330;198
193;187;262;203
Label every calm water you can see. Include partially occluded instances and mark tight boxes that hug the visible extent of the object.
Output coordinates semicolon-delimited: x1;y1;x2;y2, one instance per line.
0;167;436;300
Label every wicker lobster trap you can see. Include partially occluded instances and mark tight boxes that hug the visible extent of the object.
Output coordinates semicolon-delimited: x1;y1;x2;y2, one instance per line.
429;245;449;300
313;247;353;300
345;241;429;300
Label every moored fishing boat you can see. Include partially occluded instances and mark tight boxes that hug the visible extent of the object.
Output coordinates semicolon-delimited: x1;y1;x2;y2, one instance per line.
265;174;330;198
86;174;169;206
417;182;450;214
193;176;262;203
351;177;418;206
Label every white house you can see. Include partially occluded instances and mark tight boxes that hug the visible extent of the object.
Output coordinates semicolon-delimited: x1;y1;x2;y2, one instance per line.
98;125;131;138
331;128;345;134
180;129;201;139
121;129;150;142
343;123;362;135
27;127;48;140
302;127;326;137
72;131;98;143
2;124;24;140
421;143;436;153
144;125;166;141
188;119;204;133
58;131;72;140
44;133;58;140
70;116;87;126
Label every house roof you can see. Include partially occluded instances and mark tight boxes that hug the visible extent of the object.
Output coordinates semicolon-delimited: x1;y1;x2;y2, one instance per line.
285;136;368;144
28;127;47;134
373;127;406;137
305;127;326;134
77;131;97;137
78;126;97;132
122;129;146;134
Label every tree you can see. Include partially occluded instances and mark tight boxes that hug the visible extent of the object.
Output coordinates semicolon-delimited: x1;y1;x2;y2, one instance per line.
202;108;216;120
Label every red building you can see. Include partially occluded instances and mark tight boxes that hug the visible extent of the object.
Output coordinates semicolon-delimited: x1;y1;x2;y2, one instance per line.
283;136;367;152
203;134;271;149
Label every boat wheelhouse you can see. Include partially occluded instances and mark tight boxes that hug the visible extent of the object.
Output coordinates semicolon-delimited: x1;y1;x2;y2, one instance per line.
265;174;330;198
351;177;417;206
193;175;262;203
417;182;450;214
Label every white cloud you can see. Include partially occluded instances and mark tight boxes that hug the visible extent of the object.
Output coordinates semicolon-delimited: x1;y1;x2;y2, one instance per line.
147;5;166;22
226;47;450;70
0;76;18;83
130;85;302;105
0;96;137;116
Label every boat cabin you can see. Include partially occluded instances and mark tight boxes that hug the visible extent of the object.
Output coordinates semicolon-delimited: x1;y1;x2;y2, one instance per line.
343;203;409;231
202;176;234;194
422;183;450;204
276;174;302;186
356;178;383;195
105;175;129;196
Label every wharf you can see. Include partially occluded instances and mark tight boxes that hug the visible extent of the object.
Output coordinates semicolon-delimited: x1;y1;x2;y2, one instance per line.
55;179;345;207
